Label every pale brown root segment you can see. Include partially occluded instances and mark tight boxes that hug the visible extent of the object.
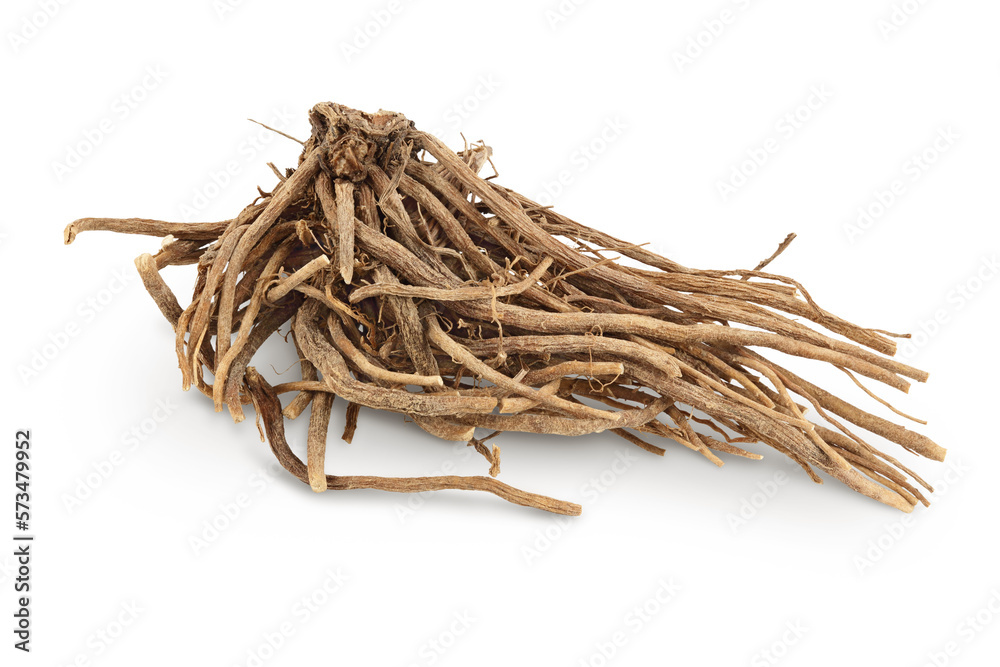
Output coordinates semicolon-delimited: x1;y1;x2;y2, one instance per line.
65;101;945;516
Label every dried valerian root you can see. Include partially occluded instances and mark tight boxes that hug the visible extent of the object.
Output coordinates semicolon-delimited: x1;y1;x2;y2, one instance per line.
65;102;945;516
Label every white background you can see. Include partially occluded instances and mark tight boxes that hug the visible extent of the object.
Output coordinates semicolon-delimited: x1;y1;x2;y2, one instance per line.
2;0;998;665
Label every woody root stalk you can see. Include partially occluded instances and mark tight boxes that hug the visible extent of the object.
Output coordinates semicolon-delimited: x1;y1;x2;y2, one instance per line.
64;102;945;516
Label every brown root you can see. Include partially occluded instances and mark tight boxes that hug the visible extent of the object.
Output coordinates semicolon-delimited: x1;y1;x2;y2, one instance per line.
66;101;945;516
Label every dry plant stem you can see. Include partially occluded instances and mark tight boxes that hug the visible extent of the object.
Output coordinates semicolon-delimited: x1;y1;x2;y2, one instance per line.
372;266;440;377
214;238;298;418
65;101;945;516
333;179;356;283
748;233;797;274
134;253;183;325
181;224;248;391
65;218;231;244
246;368;581;515
836;366;927;425
307;391;334;492
425;317;625;423
342;402;361;443
327;315;443;388
500;378;562;414
521;361;625;386
348;256;554;303
742;350;944;461
268;255;331;302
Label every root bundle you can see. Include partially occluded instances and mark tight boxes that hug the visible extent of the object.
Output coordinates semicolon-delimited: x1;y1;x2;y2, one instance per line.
65;102;945;516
